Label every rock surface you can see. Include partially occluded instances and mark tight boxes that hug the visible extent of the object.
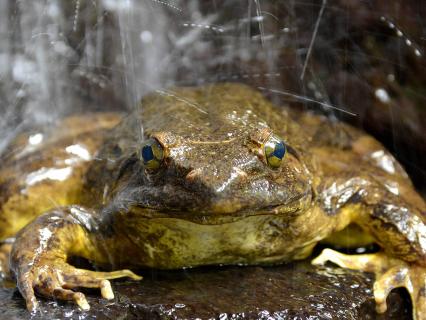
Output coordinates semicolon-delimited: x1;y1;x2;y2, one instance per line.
0;262;411;320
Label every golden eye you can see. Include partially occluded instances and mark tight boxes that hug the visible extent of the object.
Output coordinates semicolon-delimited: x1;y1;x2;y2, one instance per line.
264;135;286;168
141;138;164;169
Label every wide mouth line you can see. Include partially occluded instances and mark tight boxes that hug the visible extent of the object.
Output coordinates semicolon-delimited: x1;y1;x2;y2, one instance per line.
129;195;308;219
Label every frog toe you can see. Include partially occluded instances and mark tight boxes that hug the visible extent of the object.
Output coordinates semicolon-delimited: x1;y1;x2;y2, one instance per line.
373;265;409;313
0;243;12;278
312;248;394;272
18;276;38;314
52;289;90;310
312;249;426;320
59;268;142;301
374;264;426;320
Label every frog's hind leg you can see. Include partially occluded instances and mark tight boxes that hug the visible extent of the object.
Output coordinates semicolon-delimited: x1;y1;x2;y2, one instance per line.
312;249;426;320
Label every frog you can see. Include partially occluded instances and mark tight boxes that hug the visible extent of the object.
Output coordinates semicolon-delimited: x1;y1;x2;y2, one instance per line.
1;83;425;319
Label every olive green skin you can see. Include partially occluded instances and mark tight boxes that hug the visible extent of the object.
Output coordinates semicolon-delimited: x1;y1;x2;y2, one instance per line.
2;84;426;315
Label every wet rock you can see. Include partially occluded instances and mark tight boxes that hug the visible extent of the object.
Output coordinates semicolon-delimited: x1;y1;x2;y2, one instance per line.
0;262;411;320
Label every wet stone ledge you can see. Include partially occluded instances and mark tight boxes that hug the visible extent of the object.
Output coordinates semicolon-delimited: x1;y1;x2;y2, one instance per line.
0;262;411;320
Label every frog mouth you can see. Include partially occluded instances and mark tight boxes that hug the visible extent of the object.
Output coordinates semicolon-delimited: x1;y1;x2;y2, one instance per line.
126;192;311;225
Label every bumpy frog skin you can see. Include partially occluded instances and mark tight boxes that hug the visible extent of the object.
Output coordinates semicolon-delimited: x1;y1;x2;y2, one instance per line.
0;84;425;318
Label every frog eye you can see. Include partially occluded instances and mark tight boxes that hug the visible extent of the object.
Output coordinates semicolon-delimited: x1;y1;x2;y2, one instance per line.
141;138;164;169
264;135;286;168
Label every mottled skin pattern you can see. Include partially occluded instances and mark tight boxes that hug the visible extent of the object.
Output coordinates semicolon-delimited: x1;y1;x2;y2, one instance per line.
0;84;425;318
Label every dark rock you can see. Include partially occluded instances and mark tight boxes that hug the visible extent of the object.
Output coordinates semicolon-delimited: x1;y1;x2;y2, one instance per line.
0;262;411;320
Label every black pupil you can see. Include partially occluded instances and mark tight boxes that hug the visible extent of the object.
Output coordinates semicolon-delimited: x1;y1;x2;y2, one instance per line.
273;141;285;159
142;145;154;162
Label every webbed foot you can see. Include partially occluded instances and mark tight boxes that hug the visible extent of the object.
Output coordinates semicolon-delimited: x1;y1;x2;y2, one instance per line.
312;248;426;320
15;257;142;312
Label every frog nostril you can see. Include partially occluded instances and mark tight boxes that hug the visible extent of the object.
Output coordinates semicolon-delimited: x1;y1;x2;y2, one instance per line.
185;168;202;182
231;167;248;183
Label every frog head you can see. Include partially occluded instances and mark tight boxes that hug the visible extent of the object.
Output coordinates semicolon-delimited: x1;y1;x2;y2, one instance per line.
107;84;313;218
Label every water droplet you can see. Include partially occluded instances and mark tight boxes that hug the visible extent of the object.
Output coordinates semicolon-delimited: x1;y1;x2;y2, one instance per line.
374;88;390;104
28;133;43;145
387;74;395;82
355;247;366;253
140;30;153;43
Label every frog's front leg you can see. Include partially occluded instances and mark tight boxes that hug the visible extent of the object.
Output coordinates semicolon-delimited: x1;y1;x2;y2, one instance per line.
313;176;426;320
10;206;141;313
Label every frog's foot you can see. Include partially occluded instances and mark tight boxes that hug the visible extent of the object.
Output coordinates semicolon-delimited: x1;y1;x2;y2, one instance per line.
16;257;142;312
312;248;426;320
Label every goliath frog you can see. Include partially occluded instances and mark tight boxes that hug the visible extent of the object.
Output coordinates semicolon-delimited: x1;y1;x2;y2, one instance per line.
1;84;425;318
